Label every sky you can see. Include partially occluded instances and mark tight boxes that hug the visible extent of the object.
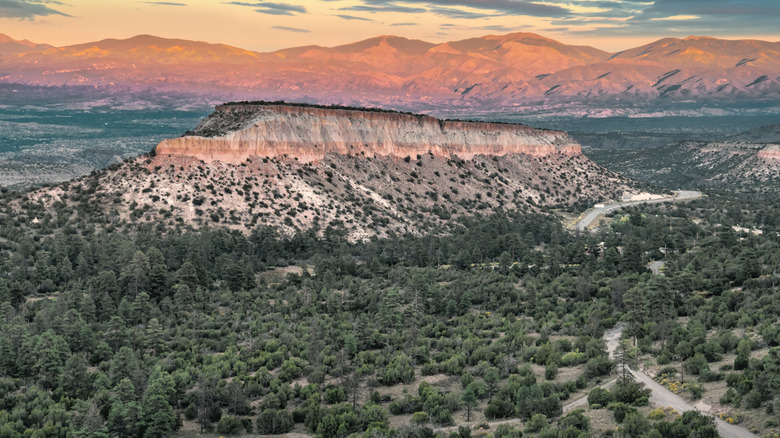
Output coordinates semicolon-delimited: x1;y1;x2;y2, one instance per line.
1;0;779;52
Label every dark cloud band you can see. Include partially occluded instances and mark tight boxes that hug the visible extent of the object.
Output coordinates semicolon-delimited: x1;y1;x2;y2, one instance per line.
224;1;306;16
0;0;70;19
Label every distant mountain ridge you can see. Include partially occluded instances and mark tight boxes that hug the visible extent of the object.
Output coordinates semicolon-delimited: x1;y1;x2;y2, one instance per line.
0;33;52;56
1;32;779;114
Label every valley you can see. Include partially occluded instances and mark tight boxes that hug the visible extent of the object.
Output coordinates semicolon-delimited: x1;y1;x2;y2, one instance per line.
1;22;780;438
1;98;779;438
587;124;780;197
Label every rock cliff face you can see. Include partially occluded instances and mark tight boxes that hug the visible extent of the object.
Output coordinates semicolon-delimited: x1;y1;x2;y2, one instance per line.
757;145;780;160
154;103;581;164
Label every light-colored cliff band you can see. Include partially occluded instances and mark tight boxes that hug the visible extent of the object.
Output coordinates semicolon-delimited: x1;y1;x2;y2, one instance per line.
154;104;582;164
757;145;780;160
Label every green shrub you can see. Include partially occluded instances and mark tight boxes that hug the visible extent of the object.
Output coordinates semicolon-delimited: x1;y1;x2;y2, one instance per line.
648;408;665;420
688;384;703;400
256;409;294;434
494;423;522;438
410;412;429;425
607;402;638;423
587;387;614;408
544;364;558;380
524;414;547;433
745;390;762;409
216;416;244;435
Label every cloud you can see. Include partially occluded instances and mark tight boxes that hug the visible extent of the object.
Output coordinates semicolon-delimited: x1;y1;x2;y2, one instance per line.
0;0;70;19
335;14;374;21
647;15;699;21
339;4;426;13
437;22;531;32
271;25;310;33
142;1;187;5
430;6;498;19
224;1;306;15
639;0;780;18
364;0;570;18
533;0;780;38
610;0;780;36
479;24;532;32
390;22;417;26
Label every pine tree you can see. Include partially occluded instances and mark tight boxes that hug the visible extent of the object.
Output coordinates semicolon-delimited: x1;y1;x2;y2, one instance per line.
622;287;647;346
33;330;70;389
614;340;637;384
145;318;164;357
123;251;150;298
484;367;499;403
60;354;91;399
141;371;177;438
647;277;674;348
462;387;477;422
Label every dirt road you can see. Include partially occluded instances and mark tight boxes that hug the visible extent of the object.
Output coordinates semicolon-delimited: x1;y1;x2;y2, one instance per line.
604;324;756;438
437;322;755;437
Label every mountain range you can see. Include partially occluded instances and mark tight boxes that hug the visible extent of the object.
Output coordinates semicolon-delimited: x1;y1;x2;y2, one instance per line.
1;32;779;115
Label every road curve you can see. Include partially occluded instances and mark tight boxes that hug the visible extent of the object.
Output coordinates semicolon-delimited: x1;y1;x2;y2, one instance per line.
572;190;702;232
604;324;756;438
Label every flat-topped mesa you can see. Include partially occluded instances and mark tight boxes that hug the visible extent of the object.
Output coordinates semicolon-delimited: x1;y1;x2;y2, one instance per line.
154;102;581;164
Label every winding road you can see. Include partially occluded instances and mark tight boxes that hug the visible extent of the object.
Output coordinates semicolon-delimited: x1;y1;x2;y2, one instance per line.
571;190;702;232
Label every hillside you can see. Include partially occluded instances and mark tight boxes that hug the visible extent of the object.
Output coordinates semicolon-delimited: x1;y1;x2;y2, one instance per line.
730;122;780;143
1;152;779;437
587;125;780;196
19;103;636;240
1;32;779;115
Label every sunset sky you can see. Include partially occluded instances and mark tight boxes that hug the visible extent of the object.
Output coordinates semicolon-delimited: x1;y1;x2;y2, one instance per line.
1;0;779;52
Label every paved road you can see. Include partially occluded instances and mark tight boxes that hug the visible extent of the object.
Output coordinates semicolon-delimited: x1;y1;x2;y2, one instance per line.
604;324;756;438
648;260;665;275
573;190;702;232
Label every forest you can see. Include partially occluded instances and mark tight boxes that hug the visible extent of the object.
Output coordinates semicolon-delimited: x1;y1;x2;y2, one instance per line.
0;185;779;438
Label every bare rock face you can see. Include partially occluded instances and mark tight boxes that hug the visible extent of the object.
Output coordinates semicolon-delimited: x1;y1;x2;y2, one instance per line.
757;145;780;160
154;103;581;164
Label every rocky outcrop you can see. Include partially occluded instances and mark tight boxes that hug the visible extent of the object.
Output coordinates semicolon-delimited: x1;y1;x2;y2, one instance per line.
154;103;581;164
757;145;780;160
